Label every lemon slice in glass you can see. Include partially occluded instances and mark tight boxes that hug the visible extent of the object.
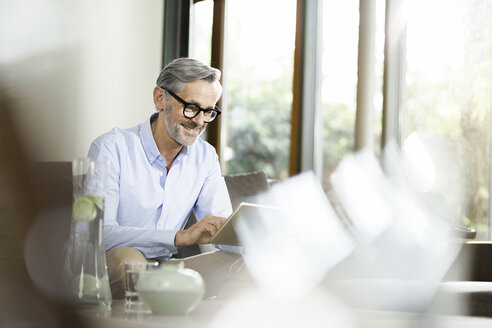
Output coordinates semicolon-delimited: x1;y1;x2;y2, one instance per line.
90;195;104;210
71;273;101;297
72;195;97;222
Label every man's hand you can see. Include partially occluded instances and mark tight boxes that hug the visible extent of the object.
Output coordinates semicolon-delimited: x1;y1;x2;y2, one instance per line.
174;215;227;247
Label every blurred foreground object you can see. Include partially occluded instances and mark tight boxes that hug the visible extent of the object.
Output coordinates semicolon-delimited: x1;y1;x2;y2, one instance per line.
236;172;355;301
207;288;355;328
328;148;462;312
227;142;464;323
0;92;83;326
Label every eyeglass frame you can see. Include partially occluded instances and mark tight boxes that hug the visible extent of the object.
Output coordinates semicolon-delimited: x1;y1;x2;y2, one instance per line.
161;87;221;123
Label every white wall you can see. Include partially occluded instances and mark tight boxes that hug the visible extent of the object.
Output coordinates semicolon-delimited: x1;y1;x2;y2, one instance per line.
0;0;164;161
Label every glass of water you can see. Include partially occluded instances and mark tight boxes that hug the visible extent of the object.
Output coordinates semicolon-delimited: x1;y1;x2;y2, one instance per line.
124;261;159;313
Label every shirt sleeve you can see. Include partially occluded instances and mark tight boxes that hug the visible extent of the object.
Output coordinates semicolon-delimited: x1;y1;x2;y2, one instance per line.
192;154;244;254
193;155;233;221
87;137;179;255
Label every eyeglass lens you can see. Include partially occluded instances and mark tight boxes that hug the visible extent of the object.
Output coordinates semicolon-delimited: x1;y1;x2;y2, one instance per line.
184;105;218;121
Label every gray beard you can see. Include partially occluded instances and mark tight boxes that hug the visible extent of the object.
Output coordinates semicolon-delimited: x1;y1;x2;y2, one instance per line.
163;105;204;147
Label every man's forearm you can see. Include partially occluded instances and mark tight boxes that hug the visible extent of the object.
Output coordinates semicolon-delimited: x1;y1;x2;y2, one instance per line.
104;225;178;254
174;230;191;247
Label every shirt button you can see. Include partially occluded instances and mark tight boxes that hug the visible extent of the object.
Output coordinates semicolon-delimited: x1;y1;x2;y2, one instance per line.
159;172;163;177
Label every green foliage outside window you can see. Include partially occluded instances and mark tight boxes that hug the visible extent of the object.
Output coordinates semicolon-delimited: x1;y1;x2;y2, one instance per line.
225;65;293;180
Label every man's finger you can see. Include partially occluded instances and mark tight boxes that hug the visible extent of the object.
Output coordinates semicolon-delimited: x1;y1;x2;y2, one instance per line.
202;216;226;228
202;222;220;235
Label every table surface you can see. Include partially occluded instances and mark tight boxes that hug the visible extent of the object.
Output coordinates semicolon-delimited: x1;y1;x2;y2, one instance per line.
78;298;492;328
78;299;224;328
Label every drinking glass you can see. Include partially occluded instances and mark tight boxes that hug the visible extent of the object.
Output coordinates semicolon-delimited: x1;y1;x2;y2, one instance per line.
124;261;159;313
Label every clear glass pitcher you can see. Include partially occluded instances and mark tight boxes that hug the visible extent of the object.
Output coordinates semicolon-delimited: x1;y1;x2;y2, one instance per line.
64;158;112;310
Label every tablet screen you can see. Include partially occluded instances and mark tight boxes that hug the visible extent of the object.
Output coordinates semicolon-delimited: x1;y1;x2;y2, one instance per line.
209;202;284;246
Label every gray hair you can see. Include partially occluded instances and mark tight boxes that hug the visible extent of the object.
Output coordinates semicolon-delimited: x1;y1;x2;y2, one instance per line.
156;58;221;93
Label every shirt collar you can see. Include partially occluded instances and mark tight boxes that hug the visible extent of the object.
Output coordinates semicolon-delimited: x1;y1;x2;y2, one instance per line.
139;112;161;165
139;112;193;165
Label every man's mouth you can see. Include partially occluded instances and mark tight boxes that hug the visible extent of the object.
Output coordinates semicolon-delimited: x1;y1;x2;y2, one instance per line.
180;122;202;135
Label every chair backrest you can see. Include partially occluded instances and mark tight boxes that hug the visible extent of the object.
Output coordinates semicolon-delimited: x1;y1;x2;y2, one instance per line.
30;164;271;213
224;171;270;209
27;162;270;258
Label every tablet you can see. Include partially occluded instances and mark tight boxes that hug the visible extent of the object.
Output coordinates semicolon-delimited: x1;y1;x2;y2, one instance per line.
209;202;283;246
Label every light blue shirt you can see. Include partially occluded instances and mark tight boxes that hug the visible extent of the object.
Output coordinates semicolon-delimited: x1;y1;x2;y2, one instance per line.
88;113;233;259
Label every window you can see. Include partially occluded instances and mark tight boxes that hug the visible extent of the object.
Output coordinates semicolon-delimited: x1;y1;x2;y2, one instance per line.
403;0;492;238
319;0;360;189
189;0;214;141
222;0;297;180
188;0;492;239
189;0;213;65
319;0;386;191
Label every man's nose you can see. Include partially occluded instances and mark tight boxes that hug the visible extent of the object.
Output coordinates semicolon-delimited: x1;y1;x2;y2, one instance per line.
191;111;207;126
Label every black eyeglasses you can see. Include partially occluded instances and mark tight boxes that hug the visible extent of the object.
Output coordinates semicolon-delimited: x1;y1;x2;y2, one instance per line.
162;87;221;123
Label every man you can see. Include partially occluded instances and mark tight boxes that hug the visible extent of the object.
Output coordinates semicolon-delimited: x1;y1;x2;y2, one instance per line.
88;58;238;298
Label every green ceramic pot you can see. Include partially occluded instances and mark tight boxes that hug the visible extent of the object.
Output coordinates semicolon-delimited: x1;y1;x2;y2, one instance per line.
137;262;205;315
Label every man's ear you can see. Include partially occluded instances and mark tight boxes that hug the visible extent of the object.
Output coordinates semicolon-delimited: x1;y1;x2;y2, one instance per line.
153;86;165;111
